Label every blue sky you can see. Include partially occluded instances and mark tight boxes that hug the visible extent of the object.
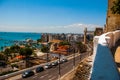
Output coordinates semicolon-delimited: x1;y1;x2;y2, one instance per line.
0;0;107;33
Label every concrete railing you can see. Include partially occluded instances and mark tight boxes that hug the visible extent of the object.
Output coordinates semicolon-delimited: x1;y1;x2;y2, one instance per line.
90;30;120;80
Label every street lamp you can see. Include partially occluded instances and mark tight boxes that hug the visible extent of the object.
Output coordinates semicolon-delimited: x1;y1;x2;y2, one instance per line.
58;53;61;80
73;47;75;70
71;42;76;71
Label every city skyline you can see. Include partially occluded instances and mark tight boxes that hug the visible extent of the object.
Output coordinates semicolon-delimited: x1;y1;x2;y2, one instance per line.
0;0;107;33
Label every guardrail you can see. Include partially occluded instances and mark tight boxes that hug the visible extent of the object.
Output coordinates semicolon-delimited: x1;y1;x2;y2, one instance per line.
90;30;120;80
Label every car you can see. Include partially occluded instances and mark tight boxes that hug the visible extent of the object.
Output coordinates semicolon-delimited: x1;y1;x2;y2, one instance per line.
57;59;63;64
44;63;52;69
22;70;34;78
62;58;68;62
36;66;44;73
0;62;7;68
52;61;58;66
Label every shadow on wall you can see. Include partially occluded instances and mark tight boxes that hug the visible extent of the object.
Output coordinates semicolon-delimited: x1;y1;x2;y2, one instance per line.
111;39;120;57
116;62;120;67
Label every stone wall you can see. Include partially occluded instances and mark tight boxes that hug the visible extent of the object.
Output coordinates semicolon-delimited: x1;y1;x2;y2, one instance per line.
106;0;120;32
106;15;120;32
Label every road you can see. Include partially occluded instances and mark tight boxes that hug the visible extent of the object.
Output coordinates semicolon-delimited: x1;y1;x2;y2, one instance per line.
13;52;89;80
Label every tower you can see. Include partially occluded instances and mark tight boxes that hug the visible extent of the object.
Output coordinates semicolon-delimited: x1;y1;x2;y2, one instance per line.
84;27;87;44
106;0;120;32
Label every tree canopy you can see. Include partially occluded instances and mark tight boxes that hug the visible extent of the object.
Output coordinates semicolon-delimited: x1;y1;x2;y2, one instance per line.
41;45;49;53
59;41;70;46
37;39;42;43
19;47;33;57
4;48;11;56
10;45;20;53
0;53;6;61
76;42;87;53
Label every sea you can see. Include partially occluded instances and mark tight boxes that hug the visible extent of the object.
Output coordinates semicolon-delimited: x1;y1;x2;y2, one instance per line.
0;32;41;51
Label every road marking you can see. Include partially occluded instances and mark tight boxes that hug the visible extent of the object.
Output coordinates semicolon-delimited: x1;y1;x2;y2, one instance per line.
49;76;56;80
48;75;52;78
40;74;48;78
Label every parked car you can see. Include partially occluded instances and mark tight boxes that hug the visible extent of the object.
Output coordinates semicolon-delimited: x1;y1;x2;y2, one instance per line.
36;66;44;73
0;61;7;68
62;58;68;62
22;70;34;78
57;59;63;64
52;61;58;66
44;63;52;69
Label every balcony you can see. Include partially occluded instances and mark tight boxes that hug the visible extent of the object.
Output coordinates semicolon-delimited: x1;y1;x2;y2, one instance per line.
90;30;120;80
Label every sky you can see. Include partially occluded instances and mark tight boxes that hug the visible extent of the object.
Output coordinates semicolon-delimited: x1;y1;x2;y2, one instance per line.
0;0;108;33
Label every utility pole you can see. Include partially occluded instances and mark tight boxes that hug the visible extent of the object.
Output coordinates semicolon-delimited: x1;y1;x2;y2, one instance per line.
58;53;61;80
73;48;75;70
72;42;75;71
47;53;49;63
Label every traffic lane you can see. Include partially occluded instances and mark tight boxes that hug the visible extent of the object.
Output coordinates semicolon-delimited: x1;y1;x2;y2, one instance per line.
18;66;58;80
60;54;81;77
11;53;80;80
26;60;72;80
17;53;89;80
19;58;76;80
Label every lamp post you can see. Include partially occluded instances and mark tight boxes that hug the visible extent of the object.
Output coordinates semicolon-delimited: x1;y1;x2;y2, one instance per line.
73;48;75;70
71;41;75;71
58;53;61;80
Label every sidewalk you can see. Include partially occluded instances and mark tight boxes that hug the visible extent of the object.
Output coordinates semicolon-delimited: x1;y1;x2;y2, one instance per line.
60;68;76;80
60;55;92;80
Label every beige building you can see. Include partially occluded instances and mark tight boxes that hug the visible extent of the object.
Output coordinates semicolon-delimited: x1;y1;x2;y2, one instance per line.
105;0;120;32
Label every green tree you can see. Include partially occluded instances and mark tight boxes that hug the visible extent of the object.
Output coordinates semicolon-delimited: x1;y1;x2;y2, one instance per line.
37;39;42;43
4;48;11;61
41;45;49;62
19;47;33;67
76;42;87;53
111;0;120;14
10;45;20;53
0;53;6;61
4;48;11;56
19;47;33;58
59;41;70;46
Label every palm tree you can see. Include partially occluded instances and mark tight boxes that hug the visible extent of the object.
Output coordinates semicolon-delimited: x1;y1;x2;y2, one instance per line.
76;42;87;60
19;47;33;67
0;53;6;61
76;42;82;54
41;45;49;62
111;0;120;14
76;42;87;53
4;48;11;62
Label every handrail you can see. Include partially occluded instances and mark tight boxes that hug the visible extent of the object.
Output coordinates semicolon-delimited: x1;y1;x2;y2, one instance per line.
90;30;120;80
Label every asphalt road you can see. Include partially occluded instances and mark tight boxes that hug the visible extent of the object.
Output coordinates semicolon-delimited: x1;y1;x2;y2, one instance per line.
16;52;89;80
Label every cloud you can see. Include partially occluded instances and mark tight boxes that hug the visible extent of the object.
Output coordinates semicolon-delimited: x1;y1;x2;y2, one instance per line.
0;23;103;33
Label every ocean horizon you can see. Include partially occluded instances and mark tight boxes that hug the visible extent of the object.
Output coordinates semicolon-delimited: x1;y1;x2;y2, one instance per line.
0;32;41;51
